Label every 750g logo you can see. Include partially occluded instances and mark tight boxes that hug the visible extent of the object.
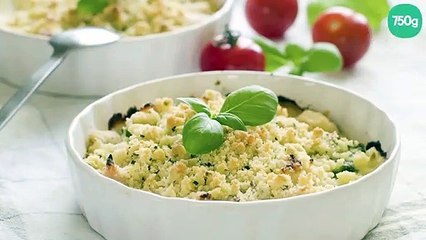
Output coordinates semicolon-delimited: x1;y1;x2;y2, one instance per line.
388;4;422;38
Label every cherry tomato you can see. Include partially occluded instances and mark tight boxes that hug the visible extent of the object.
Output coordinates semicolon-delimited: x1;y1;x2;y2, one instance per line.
200;27;265;71
312;7;372;68
245;0;298;39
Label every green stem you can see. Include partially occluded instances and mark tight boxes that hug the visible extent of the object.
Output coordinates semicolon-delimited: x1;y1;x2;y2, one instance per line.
217;25;241;47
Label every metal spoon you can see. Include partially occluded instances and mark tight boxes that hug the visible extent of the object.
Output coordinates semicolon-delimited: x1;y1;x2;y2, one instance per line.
0;27;120;130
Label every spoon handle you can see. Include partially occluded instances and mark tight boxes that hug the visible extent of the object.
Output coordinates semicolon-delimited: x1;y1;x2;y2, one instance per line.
0;51;67;130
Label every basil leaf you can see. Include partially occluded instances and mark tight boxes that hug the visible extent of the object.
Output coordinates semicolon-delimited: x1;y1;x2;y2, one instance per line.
254;38;288;72
301;43;343;73
220;85;278;126
284;43;306;61
215;113;247;131
307;0;390;31
177;98;211;117
77;0;109;15
182;113;224;155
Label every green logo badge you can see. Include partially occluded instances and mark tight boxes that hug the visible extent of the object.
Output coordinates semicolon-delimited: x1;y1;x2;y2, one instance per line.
388;4;422;38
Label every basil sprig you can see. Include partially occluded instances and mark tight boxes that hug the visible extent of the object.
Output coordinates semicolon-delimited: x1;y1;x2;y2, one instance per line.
77;0;109;15
254;38;343;75
180;85;278;155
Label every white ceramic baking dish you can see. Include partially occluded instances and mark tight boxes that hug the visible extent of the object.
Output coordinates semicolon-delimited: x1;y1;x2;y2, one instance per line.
0;0;233;96
66;71;400;240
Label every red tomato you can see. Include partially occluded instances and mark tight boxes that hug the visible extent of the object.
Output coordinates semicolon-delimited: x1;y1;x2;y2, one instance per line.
245;0;298;39
312;7;372;68
200;27;265;71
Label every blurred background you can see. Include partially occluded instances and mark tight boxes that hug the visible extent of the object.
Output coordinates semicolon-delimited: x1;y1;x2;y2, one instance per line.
0;0;425;239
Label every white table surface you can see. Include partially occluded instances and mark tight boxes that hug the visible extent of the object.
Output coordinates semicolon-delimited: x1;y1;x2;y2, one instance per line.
1;0;425;239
